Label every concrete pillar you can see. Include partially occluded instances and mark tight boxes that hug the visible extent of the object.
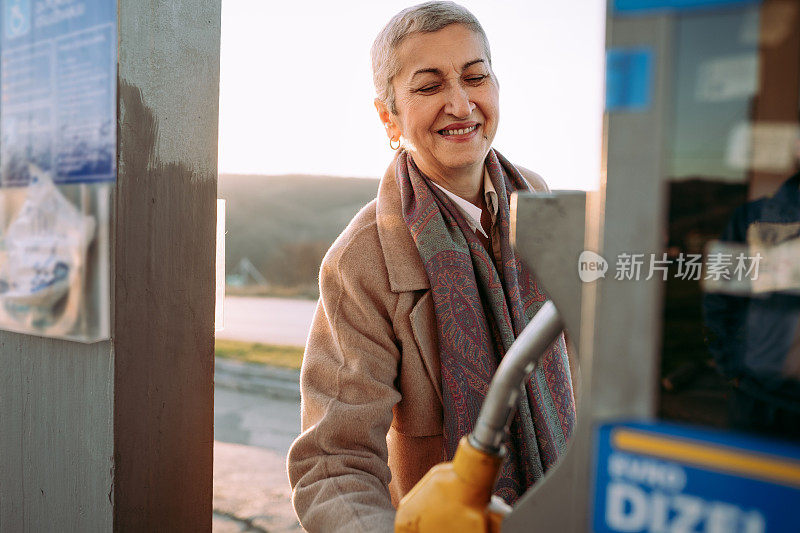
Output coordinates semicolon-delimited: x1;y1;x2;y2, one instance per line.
0;1;221;530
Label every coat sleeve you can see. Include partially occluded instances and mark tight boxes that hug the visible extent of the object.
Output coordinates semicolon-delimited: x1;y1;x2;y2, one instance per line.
287;223;401;533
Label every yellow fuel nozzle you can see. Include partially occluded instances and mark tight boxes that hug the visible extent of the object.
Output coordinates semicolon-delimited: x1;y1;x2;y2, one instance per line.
394;436;508;533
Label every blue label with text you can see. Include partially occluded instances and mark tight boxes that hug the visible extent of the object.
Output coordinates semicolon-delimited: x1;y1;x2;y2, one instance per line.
592;421;800;532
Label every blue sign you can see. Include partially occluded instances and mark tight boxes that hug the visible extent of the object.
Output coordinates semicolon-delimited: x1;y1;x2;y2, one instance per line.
592;421;800;532
614;0;761;14
0;0;116;186
606;48;653;112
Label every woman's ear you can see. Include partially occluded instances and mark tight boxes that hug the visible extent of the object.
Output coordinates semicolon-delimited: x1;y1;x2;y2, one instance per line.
374;98;401;142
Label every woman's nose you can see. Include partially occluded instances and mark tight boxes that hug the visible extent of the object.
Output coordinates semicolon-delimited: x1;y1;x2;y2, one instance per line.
444;85;475;118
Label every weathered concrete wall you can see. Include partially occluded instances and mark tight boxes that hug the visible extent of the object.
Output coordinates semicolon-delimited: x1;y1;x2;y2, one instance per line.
0;1;220;531
113;0;221;531
0;335;114;532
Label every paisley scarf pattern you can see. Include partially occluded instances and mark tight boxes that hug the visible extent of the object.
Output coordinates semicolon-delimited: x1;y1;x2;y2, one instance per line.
395;148;576;504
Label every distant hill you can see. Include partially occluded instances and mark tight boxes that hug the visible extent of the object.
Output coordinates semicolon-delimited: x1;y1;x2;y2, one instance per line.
219;174;379;296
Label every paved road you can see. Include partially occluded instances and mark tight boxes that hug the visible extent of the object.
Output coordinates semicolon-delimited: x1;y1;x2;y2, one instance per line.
215;385;301;454
217;296;317;347
213;384;302;532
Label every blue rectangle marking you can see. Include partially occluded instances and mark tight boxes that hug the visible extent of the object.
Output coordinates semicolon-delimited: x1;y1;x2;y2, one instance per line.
614;0;761;14
606;48;653;112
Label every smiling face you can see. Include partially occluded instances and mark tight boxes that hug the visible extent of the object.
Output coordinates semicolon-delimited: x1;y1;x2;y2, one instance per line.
376;24;499;183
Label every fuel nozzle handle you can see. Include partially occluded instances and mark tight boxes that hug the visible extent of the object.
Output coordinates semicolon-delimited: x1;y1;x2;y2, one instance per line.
469;301;564;456
395;301;564;533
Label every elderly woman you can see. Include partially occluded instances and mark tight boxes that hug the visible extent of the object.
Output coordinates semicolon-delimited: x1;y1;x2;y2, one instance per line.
287;2;576;531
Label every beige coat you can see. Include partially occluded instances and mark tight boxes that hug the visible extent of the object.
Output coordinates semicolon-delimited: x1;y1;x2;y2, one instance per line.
287;156;549;533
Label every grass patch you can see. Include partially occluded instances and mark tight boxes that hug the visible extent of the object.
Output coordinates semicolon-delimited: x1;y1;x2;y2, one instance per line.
215;339;304;370
226;284;319;300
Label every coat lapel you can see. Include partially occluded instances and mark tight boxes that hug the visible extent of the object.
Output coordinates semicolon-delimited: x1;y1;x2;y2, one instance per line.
376;155;442;404
375;154;429;293
409;290;443;403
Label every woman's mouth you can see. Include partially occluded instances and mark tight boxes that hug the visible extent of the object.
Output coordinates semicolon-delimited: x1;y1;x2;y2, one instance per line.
437;123;480;139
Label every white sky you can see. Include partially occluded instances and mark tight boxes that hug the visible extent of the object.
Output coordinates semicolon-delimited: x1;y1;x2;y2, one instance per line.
218;0;605;191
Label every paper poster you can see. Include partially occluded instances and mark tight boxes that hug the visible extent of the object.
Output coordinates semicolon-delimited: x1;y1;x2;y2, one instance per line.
0;0;115;342
695;54;758;103
1;0;117;187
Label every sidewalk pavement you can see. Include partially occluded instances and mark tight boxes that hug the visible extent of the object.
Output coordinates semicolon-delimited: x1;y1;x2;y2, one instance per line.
213;440;302;532
214;359;303;532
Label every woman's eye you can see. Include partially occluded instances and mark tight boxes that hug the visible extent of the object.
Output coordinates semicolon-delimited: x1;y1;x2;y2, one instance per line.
417;85;440;93
465;75;487;83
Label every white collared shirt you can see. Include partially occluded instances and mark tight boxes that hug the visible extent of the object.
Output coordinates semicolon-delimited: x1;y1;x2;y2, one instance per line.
431;167;497;239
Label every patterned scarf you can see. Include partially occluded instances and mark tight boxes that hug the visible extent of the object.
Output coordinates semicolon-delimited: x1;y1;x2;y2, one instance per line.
395;148;576;504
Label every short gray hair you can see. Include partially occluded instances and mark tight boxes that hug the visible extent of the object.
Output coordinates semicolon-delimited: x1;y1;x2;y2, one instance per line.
371;1;492;114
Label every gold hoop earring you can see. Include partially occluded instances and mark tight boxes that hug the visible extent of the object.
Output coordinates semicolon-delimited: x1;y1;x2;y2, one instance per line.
390;137;401;151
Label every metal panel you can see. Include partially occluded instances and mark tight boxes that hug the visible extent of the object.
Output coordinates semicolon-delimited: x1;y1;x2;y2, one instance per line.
511;191;586;348
504;191;591;532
